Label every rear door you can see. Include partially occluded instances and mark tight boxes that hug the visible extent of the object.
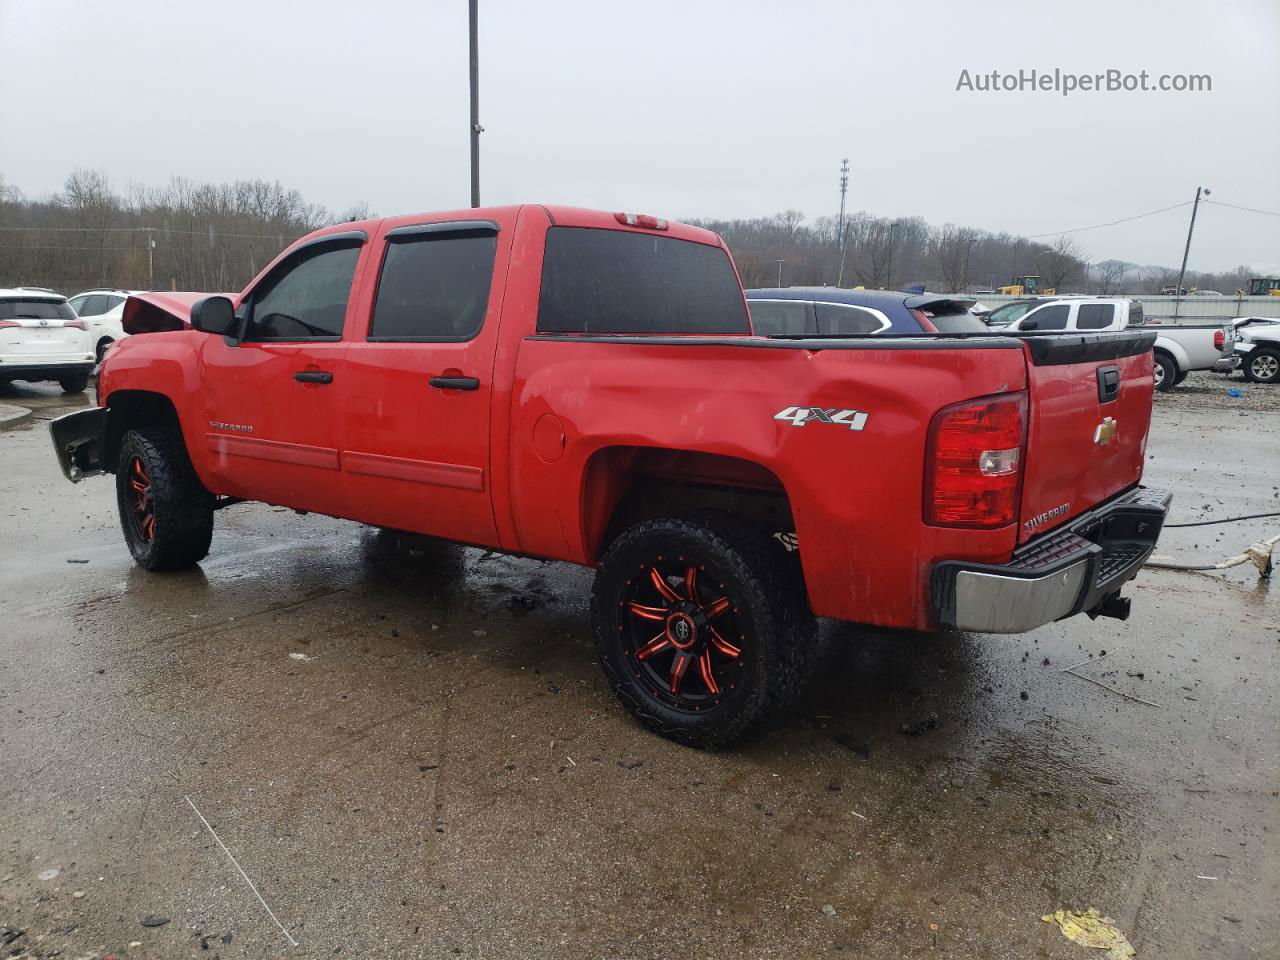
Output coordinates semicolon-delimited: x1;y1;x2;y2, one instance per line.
339;217;507;547
1016;331;1156;543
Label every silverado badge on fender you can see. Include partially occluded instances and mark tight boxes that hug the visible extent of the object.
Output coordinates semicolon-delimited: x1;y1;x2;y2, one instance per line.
774;406;869;431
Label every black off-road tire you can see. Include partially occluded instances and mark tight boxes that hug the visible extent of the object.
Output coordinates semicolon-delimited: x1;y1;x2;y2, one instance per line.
591;515;817;748
59;373;90;394
1242;348;1280;385
1152;352;1177;392
116;428;214;571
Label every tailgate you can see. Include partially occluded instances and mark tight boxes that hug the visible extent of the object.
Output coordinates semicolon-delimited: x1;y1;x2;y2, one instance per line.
1017;331;1156;544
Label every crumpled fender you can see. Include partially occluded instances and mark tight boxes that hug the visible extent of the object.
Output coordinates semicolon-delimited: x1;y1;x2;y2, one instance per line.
122;291;233;334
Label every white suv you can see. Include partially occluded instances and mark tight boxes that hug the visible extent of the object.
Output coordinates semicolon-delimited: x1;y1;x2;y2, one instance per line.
0;288;96;393
67;289;140;361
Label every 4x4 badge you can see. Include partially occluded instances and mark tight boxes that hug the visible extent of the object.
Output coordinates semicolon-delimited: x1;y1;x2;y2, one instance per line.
774;406;868;431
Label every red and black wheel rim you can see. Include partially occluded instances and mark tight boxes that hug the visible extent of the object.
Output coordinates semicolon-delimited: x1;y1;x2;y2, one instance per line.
127;455;156;543
618;554;746;711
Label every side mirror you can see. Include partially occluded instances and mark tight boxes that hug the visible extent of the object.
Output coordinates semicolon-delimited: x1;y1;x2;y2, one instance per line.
1020;318;1039;331
190;296;238;338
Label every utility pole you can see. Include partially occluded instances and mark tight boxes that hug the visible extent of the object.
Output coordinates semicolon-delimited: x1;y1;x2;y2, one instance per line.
146;228;155;287
1174;185;1209;320
885;221;897;290
836;158;849;250
468;0;482;208
776;259;785;288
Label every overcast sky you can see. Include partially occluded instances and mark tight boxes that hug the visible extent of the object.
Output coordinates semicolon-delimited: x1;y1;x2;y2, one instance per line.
2;0;1277;272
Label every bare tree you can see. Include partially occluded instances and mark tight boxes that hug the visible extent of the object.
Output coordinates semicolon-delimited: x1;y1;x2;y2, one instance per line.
1037;235;1085;292
929;225;980;293
1095;260;1128;295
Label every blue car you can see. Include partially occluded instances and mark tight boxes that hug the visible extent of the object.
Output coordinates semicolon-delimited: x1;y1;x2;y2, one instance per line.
744;287;988;336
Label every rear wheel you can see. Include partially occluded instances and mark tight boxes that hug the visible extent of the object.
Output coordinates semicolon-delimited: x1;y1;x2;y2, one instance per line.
591;516;815;747
1173;369;1189;386
1242;348;1280;384
59;373;90;394
1152;352;1177;392
116;428;214;571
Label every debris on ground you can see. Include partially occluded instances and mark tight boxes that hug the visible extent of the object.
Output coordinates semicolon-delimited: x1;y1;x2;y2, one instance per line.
1041;908;1135;959
140;915;170;927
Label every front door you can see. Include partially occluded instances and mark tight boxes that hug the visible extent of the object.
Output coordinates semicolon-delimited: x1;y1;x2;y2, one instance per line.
199;234;366;516
340;220;504;547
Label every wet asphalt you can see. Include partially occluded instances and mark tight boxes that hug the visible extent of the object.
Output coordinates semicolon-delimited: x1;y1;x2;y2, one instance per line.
1;373;1276;960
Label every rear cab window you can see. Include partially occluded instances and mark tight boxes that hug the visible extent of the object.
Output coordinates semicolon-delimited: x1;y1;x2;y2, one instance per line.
537;228;749;334
1077;303;1116;330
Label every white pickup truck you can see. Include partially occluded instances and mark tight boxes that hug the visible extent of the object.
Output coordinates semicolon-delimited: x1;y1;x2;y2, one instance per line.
1003;298;1231;391
1233;320;1280;384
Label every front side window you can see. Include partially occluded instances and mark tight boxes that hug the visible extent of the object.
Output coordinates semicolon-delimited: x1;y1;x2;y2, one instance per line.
747;299;813;336
537;227;749;335
1023;304;1070;330
815;302;889;335
370;231;497;341
244;241;361;341
1077;303;1115;330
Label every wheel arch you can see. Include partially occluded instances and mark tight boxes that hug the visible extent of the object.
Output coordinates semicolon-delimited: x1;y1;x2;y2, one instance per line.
1152;336;1189;372
102;389;185;474
580;445;796;564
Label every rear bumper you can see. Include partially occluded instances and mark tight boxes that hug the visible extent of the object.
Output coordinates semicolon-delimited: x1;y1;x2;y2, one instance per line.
932;486;1172;633
50;406;108;482
0;360;95;381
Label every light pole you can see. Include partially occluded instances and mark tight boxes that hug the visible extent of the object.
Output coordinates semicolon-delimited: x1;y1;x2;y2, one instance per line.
837;158;848;250
776;259;785;288
468;0;482;208
1173;186;1209;320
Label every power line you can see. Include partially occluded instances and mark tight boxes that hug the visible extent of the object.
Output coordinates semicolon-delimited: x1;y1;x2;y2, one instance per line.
1024;200;1193;239
0;224;299;240
1204;198;1280;218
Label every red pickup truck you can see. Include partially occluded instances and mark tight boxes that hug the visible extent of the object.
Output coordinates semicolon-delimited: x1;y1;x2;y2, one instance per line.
51;205;1170;746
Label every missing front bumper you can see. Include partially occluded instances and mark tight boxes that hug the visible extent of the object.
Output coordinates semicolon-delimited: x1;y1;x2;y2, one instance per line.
933;486;1172;634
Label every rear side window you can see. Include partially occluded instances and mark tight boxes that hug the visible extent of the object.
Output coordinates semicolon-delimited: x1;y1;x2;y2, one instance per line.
0;298;74;321
537;227;749;334
370;231;497;341
79;294;110;316
747;299;813;336
1077;303;1115;330
1024;304;1069;330
815;302;889;335
104;295;126;311
245;241;361;340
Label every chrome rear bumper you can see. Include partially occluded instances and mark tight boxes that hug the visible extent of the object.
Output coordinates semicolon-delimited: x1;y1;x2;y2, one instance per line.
932;486;1172;634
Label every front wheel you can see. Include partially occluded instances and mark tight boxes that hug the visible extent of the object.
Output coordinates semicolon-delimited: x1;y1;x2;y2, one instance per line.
1242;348;1280;384
116;428;215;571
591;517;815;748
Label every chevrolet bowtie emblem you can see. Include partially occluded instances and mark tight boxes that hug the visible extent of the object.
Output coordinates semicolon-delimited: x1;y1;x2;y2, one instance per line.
1094;417;1118;446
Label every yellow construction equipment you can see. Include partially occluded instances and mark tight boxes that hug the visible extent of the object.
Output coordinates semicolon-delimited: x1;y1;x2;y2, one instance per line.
998;275;1056;297
1245;278;1280;296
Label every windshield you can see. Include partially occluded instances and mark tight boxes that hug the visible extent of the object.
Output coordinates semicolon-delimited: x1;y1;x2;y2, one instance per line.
985;301;1037;326
0;298;75;321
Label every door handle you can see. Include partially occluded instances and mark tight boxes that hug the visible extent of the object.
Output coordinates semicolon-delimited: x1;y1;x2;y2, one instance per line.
429;376;480;391
294;370;334;384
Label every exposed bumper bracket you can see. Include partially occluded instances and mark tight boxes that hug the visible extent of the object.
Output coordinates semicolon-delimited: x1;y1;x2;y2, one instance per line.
49;406;108;482
933;486;1172;634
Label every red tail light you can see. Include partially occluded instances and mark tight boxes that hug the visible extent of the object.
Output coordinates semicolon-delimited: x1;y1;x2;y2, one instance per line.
925;392;1027;528
614;212;669;231
0;320;19;329
63;318;88;330
1213;329;1225;350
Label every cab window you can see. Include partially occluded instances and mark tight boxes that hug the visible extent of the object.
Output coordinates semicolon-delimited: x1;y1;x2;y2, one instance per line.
244;240;362;341
1022;304;1070;330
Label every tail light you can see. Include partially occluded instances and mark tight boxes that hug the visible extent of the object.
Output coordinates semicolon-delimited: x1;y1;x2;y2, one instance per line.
925;392;1027;528
0;320;19;329
1213;329;1225;350
63;318;88;330
614;212;668;230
